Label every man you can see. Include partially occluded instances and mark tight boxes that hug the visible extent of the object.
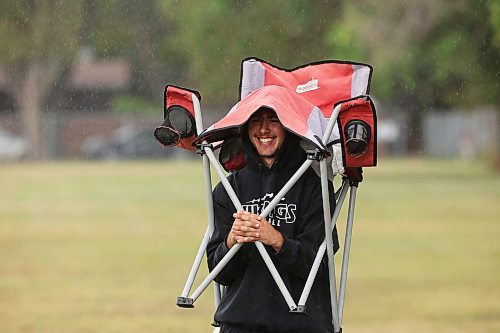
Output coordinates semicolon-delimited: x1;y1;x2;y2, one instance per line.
207;107;339;333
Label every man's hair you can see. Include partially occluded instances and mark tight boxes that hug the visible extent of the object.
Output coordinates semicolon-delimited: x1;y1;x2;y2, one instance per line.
248;107;278;119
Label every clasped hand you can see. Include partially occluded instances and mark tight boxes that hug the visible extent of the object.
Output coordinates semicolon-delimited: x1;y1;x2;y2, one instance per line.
226;211;284;252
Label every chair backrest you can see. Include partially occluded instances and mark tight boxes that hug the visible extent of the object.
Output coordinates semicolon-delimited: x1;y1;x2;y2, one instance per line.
239;57;373;117
239;58;377;169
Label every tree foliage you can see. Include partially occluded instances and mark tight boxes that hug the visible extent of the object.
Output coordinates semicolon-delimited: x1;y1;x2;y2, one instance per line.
327;0;499;111
0;0;85;158
0;0;498;158
159;0;341;106
323;0;499;150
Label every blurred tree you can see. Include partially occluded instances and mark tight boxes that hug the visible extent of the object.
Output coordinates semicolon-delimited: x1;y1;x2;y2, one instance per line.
1;0;498;159
86;0;185;105
487;0;500;169
0;0;85;159
489;0;500;47
326;0;500;151
0;0;182;158
159;0;341;111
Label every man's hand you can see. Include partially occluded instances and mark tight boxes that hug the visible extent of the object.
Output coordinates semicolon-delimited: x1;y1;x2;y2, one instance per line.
226;211;284;252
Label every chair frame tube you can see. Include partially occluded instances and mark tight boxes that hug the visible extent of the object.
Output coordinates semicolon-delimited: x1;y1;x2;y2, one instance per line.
338;182;358;326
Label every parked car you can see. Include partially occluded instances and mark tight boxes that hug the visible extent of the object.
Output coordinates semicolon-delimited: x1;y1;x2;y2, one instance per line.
81;125;186;160
0;127;28;160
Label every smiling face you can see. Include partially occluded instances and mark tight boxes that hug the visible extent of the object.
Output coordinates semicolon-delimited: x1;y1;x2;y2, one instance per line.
247;108;286;169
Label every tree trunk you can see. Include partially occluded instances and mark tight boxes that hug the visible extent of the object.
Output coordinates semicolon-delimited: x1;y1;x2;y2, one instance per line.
495;111;500;171
12;57;65;160
18;61;44;160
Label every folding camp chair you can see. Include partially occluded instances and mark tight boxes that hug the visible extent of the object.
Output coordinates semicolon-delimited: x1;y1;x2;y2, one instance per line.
154;58;377;333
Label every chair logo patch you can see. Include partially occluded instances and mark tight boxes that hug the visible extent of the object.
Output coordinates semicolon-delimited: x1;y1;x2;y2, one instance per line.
296;78;319;93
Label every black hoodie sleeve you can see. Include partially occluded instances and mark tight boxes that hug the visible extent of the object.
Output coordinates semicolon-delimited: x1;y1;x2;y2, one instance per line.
272;177;338;280
206;182;250;286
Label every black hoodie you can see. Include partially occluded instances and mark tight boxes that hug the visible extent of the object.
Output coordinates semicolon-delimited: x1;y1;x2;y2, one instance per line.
207;131;339;333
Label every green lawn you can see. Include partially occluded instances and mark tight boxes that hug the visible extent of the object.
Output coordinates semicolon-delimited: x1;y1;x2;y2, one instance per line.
0;158;499;333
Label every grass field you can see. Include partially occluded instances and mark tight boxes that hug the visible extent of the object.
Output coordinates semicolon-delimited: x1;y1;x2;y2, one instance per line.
0;158;499;333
